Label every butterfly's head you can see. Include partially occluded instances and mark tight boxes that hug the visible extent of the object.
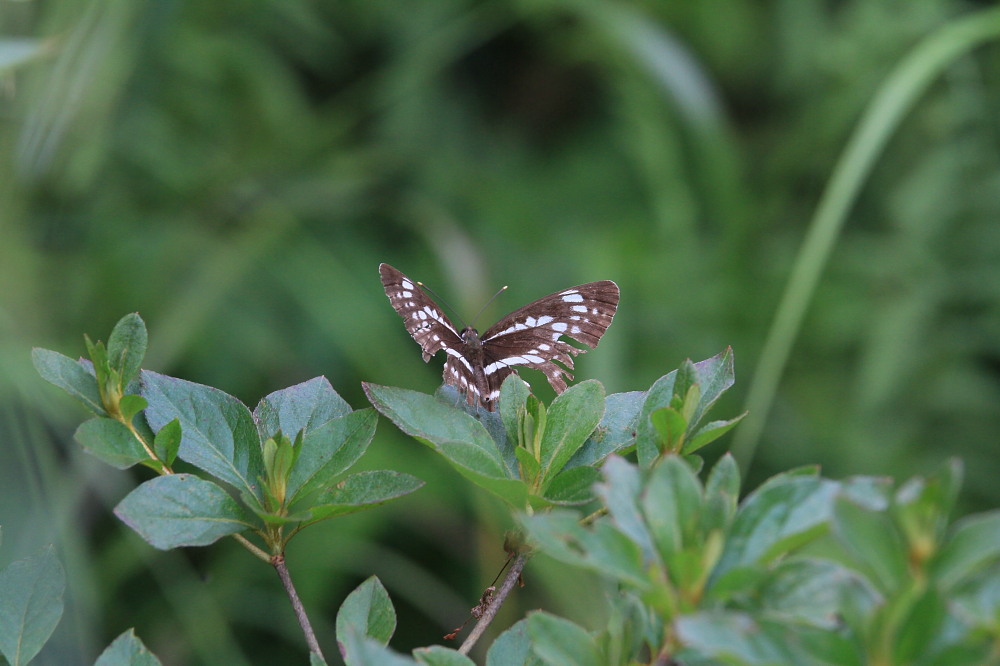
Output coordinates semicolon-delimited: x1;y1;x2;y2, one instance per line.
460;326;482;348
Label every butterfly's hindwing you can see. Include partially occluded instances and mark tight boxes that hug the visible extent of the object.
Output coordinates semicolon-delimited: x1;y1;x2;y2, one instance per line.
380;264;619;410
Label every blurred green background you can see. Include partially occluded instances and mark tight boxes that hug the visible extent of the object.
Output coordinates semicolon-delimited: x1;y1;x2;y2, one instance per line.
4;0;1000;663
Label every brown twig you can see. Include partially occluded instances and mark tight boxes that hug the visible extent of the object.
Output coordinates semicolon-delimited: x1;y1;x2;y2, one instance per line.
272;553;324;660
458;553;529;656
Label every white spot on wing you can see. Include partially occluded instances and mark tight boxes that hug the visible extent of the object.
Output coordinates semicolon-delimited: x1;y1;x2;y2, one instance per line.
401;278;414;290
552;322;568;333
572;305;588;313
444;347;474;371
561;293;584;303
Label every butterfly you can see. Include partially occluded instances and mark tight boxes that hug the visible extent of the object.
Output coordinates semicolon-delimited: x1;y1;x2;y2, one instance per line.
380;263;620;410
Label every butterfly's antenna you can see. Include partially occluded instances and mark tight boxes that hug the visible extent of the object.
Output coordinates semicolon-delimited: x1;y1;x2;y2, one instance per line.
416;280;469;330
470;285;508;329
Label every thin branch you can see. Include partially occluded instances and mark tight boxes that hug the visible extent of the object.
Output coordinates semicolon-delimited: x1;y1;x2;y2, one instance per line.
232;533;271;563
272;553;324;660
458;553;529;656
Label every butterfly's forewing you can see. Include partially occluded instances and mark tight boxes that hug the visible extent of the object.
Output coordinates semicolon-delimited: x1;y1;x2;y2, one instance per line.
478;281;620;402
379;263;463;362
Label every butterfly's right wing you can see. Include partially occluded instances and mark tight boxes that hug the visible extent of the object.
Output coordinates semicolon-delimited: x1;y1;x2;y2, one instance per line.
380;263;464;362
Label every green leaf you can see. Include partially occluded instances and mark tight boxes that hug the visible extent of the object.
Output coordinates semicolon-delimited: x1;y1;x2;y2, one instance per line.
253;376;352;442
487;619;540;666
434;440;530;508
635;349;736;467
598;457;655;563
675;612;798;663
684;414;746;455
642;456;703;564
538;380;604;487
515;446;540;484
153;418;181;466
119;394;148;422
287;409;378;505
702;454;740;533
413;645;476;665
521;512;648;589
85;335;112;400
932;511;1000;589
542;466;600;505
0;545;65;666
634;371;676;467
567;391;644;468
649;406;686;454
107;313;147;386
364;383;528;506
950;568;1000;631
114;474;256;549
526;612;602;666
705;453;741;500
32;348;106;415
142;370;264;500
364;383;509;476
94;628;162;666
499;374;530;446
301;470;424;522
894;587;947;664
832;496;909;594
339;631;415;666
74;417;148;469
715;475;837;576
684;347;736;429
756;558;874;628
336;576;396;648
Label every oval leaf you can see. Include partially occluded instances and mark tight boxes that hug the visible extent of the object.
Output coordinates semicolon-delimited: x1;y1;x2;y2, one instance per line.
94;628;162;666
107;313;147;386
288;409;378;504
336;576;396;648
253;376;352;442
142;371;263;500
74;417;148;469
114;474;255;549
300;470;424;522
32;348;106;416
539;380;605;487
0;545;65;666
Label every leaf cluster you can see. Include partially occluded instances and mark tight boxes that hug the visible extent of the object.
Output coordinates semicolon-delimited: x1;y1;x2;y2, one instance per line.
364;349;743;513
32;314;423;557
21;313;1000;665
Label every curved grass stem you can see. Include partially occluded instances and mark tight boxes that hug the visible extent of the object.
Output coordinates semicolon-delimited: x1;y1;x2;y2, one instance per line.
732;8;1000;470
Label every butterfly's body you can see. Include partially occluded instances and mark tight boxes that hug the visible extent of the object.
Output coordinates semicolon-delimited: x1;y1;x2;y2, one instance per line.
380;263;619;410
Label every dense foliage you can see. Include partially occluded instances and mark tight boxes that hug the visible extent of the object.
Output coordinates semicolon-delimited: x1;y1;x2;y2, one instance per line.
5;1;1000;662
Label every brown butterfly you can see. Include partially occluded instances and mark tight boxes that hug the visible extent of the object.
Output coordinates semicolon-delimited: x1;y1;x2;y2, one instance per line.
380;263;619;410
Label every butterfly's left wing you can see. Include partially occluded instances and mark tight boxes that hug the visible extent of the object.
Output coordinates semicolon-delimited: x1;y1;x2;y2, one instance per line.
478;280;620;403
380;263;464;362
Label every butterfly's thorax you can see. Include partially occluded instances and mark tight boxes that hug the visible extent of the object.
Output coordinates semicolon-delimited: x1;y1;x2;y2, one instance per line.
460;327;491;402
